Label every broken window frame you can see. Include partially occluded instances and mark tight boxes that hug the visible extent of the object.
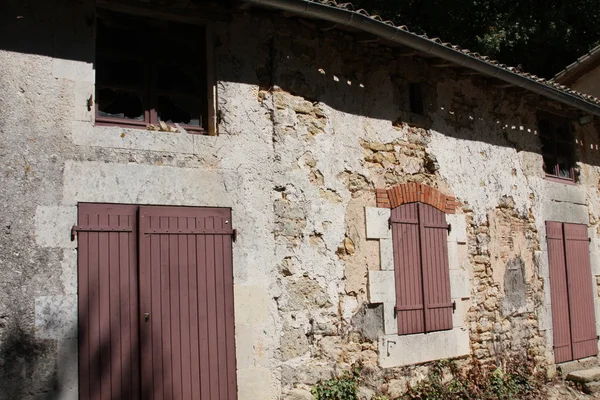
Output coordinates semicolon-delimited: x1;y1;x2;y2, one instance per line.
94;9;217;135
538;112;576;183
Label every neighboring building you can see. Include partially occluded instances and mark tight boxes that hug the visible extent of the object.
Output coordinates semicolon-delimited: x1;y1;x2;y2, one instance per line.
555;44;600;98
3;0;600;399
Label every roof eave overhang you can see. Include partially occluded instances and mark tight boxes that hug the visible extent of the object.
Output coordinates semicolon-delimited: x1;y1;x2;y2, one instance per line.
242;0;600;117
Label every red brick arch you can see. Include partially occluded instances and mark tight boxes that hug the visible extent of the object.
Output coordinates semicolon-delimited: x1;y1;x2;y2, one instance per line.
375;183;460;214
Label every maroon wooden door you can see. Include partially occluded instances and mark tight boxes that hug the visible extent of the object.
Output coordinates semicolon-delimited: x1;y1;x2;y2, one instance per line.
564;223;598;360
138;206;237;400
546;221;598;363
77;203;140;400
391;202;452;335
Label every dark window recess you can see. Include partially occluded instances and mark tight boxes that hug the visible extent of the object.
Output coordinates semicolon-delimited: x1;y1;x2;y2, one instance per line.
95;10;209;133
538;113;575;181
409;82;424;115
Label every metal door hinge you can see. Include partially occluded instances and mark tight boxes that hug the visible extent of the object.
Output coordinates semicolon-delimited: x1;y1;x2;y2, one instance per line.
447;223;452;233
232;229;238;242
452;301;456;313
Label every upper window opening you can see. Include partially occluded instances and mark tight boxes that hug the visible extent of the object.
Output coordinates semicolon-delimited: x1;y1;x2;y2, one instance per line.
95;10;209;133
538;113;575;181
409;82;424;115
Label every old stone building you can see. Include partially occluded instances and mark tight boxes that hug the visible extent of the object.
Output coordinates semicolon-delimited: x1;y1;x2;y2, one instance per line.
3;0;600;399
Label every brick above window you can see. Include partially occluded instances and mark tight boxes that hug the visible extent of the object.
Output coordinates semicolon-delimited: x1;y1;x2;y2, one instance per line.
375;183;460;214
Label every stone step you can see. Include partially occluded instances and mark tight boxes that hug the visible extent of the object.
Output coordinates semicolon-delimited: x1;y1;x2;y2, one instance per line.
557;356;599;377
566;367;600;383
566;368;600;395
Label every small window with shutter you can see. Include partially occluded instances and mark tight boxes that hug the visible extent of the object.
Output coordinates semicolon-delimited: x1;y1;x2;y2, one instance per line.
391;202;453;335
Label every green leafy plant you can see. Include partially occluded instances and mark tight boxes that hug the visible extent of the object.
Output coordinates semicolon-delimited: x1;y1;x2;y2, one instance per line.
312;367;360;400
402;355;543;400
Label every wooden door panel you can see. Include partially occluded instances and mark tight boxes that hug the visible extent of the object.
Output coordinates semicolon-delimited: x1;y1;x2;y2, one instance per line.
564;223;598;360
139;206;237;400
546;221;572;363
77;203;140;400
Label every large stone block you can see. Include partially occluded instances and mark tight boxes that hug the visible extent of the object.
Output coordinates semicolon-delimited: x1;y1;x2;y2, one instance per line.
35;206;77;249
544;180;586;205
368;270;396;304
35;295;77;339
383;302;398;335
542;201;589;225
235;324;255;369
71;122;196;154
237;367;273;400
234;285;270;325
62;161;232;207
52;58;94;83
379;328;470;368
379;238;394;270
448;242;460;270
446;214;467;243
57;338;78;400
450;270;470;299
365;207;391;239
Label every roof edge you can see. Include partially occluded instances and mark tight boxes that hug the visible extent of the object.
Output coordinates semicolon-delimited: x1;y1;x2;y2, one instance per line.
242;0;600;117
554;44;600;85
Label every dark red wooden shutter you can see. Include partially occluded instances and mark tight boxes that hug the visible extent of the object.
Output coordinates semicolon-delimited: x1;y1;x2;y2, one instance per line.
419;203;453;332
564;223;598;360
546;221;572;363
138;206;237;400
391;203;426;334
77;203;140;400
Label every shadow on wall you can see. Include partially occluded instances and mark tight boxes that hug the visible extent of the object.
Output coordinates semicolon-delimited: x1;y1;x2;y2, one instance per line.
3;0;600;165
0;320;58;399
0;309;144;399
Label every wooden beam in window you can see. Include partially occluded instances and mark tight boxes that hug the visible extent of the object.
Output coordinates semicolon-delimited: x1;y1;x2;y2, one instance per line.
206;24;218;136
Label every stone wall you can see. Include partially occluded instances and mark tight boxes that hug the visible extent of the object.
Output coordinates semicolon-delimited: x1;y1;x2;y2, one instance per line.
2;1;600;399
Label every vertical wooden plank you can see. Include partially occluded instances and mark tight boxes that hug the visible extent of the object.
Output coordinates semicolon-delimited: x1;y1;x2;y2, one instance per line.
564;223;598;360
196;218;211;400
98;211;111;400
139;211;154;400
169;216;183;400
222;212;238;398
88;214;102;400
214;217;228;399
108;215;122;400
179;218;192;400
546;221;573;363
205;216;221;399
160;216;172;399
188;217;201;399
78;220;90;400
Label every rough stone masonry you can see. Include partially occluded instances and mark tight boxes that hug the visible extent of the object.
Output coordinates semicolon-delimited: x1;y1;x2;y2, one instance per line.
2;1;600;399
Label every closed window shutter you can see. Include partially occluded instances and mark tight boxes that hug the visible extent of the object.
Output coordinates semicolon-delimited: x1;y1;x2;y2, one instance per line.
391;203;426;334
564;223;598;360
419;203;453;332
546;221;572;363
77;203;140;400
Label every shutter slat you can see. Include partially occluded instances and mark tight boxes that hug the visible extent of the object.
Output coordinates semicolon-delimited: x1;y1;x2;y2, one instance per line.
564;223;598;360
